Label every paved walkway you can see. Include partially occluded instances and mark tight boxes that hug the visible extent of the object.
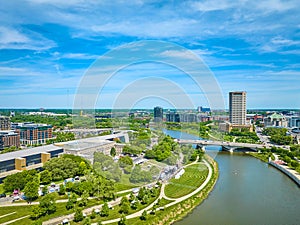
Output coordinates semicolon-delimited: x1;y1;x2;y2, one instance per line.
0;212;16;219
1;215;30;225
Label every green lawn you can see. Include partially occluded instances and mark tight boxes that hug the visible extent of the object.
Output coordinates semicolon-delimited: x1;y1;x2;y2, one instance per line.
159;197;174;206
0;183;4;194
164;163;208;198
247;152;271;163
115;182;137;192
0;198;103;225
71;187;161;225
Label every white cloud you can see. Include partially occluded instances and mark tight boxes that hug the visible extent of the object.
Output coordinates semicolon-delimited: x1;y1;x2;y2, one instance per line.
159;50;198;60
192;0;234;12
0;26;29;44
61;53;99;60
0;26;56;50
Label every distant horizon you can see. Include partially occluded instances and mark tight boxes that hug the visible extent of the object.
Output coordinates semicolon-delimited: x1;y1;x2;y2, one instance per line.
0;107;299;111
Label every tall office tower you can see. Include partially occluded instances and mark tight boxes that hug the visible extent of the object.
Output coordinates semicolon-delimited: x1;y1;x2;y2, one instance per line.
154;106;163;122
229;91;246;125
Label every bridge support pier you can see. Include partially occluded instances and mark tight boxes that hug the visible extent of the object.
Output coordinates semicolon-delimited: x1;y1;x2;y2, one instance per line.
222;146;236;152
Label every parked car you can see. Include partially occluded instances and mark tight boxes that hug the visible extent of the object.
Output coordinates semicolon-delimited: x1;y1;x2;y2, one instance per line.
0;193;6;198
12;195;20;202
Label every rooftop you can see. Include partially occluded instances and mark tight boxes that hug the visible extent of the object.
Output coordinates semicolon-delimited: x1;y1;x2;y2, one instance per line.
0;144;62;162
269;113;285;119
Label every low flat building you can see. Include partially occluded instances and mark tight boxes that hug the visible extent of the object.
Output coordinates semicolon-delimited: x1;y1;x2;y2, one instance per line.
0;144;64;182
60;133;128;162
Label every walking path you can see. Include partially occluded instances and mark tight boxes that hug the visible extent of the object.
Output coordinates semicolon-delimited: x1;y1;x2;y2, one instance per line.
0;212;16;219
1;215;30;225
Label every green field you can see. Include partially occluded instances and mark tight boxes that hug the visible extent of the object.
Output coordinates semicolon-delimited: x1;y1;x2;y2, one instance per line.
0;198;102;225
164;163;208;198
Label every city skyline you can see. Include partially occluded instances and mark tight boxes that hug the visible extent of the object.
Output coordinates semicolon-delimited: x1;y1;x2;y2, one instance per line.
1;1;300;109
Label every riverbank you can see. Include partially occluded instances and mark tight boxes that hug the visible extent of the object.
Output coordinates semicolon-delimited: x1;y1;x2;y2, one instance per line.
246;152;300;187
269;161;300;187
246;152;271;163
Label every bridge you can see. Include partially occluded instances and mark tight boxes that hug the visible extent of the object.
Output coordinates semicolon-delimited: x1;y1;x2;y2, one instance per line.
176;139;267;152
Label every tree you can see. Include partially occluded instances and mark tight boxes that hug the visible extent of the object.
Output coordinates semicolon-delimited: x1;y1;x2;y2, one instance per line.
66;193;78;210
145;135;176;161
58;184;66;195
39;193;57;215
122;145;143;155
42;185;48;196
83;217;91;225
40;170;52;184
31;205;44;220
137;187;146;201
118;214;127;225
123;165;132;174
90;209;97;219
79;161;88;175
74;208;84;222
43;157;79;181
141;194;149;205
3;169;37;192
129;193;135;202
130;165;152;183
79;191;89;207
31;219;42;225
65;181;74;192
23;179;39;202
291;160;299;168
130;200;139;210
100;202;109;217
164;154;177;165
119;201;130;214
140;210;147;220
119;197;130;214
118;156;133;168
110;147;116;157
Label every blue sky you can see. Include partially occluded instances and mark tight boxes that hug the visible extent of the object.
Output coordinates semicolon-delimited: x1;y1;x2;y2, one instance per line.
0;0;300;109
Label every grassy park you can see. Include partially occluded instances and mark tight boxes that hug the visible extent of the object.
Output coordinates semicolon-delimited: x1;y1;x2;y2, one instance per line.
164;163;208;198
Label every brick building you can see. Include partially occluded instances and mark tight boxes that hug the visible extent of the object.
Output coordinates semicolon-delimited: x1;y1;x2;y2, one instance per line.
0;131;20;150
13;123;53;145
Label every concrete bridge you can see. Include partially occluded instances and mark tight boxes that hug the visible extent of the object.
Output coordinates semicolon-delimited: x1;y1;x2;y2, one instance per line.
176;139;267;152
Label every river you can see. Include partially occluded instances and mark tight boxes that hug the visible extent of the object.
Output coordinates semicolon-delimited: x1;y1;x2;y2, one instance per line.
163;129;300;225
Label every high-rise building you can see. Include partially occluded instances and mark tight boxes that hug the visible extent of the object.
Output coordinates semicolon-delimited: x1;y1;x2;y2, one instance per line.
154;106;163;122
166;111;180;122
0;116;11;130
229;91;246;125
